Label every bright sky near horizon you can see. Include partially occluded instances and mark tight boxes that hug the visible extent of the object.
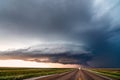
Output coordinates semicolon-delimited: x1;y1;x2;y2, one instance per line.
0;60;79;68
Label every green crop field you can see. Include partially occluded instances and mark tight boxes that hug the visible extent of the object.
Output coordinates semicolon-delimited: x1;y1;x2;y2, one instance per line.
0;67;73;80
90;68;120;80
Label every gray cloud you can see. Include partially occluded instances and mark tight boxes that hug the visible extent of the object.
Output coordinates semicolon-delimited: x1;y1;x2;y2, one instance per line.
0;43;92;66
0;0;92;40
0;0;120;67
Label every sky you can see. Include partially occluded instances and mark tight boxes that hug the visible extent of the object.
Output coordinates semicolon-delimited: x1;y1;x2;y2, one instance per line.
0;0;120;68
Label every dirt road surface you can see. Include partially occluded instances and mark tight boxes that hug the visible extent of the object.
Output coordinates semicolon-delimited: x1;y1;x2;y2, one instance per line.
26;69;114;80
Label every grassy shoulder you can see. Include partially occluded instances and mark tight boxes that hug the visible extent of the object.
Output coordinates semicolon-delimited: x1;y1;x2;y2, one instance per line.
90;68;120;80
0;67;73;80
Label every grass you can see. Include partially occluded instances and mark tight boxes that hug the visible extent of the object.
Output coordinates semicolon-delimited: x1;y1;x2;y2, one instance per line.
90;68;120;80
0;67;73;80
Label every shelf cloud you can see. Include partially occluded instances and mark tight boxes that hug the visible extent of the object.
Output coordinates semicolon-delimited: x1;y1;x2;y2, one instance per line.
0;0;120;67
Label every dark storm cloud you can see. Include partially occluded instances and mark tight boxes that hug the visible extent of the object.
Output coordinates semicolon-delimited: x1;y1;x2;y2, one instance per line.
0;43;92;66
0;0;92;38
0;0;120;67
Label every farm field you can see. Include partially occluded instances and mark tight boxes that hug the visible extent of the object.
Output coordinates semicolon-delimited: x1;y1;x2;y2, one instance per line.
0;67;73;80
90;68;120;80
0;67;120;80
